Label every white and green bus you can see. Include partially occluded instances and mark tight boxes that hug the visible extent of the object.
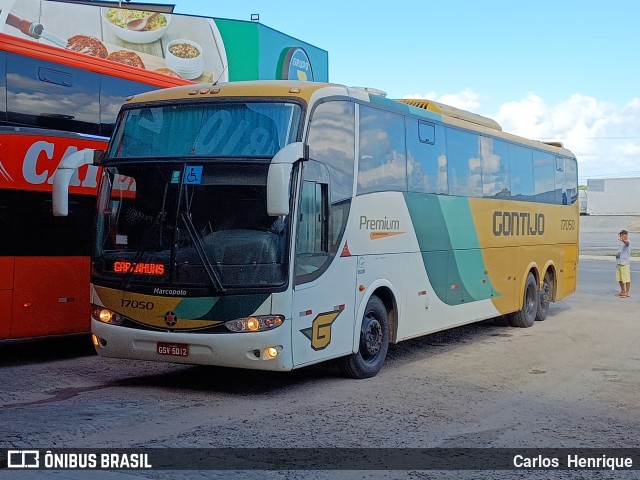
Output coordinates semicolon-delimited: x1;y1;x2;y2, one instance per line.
54;81;579;378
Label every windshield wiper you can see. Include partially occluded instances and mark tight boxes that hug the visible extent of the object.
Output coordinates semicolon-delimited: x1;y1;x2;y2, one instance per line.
180;212;226;293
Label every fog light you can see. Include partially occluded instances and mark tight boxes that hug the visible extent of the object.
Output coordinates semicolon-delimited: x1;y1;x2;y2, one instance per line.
265;347;278;359
92;334;100;348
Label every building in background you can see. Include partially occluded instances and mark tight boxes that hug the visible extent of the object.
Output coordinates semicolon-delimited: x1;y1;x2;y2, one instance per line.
585;178;640;216
580;178;640;234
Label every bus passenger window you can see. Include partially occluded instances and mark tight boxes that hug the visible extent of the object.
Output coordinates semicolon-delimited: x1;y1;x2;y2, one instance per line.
554;157;565;205
6;53;100;134
533;151;555;204
480;137;510;198
509;144;534;202
0;51;6;120
357;105;406;195
407;119;447;194
565;157;578;205
446;128;482;197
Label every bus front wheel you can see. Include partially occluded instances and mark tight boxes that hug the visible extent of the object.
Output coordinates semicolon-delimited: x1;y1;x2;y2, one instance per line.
340;295;389;379
509;273;538;328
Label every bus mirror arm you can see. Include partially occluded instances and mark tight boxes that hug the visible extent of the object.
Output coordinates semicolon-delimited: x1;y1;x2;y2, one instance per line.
93;149;106;166
52;149;96;217
267;142;307;216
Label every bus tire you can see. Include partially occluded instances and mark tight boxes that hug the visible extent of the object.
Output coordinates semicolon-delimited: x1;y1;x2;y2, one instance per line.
536;270;554;321
509;273;538;328
340;295;389;379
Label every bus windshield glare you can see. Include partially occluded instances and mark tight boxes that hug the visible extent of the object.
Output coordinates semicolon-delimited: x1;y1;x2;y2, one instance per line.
109;102;302;158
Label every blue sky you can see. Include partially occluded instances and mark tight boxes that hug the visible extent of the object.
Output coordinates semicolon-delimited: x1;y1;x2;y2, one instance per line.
127;0;640;183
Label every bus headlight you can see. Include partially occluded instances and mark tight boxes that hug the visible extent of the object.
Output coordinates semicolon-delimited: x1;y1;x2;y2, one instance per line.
91;305;125;326
225;315;284;333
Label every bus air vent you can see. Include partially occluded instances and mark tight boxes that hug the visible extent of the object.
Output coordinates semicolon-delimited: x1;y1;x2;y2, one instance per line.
398;99;502;131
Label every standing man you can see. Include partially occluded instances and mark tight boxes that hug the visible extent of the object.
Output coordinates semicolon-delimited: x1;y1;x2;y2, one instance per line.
616;229;631;298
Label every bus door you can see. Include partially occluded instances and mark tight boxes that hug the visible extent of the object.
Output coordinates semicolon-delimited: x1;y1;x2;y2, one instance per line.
291;163;357;367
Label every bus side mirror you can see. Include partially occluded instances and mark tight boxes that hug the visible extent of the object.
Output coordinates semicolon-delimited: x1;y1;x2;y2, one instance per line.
52;149;98;216
267;142;307;216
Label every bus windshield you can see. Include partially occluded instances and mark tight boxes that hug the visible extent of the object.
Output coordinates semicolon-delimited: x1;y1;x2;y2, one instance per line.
94;162;289;292
109;101;302;159
95;100;303;292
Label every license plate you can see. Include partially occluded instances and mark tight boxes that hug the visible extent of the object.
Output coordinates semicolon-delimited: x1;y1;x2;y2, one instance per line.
157;342;189;357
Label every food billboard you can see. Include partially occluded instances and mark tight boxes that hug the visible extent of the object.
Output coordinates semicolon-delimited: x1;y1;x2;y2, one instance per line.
0;0;328;83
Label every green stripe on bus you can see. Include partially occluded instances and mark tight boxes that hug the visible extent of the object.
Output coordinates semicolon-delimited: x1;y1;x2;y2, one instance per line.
404;193;497;305
174;294;270;321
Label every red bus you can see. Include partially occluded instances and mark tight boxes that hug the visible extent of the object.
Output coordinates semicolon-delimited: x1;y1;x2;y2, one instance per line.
0;31;190;339
0;128;107;338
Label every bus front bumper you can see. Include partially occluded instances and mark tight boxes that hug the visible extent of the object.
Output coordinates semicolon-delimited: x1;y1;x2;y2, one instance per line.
91;319;293;371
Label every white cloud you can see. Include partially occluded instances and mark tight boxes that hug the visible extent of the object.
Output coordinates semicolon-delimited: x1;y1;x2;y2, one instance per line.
403;88;640;181
616;142;640;156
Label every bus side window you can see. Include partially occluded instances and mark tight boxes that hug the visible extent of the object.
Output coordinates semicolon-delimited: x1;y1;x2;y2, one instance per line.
0;52;6;122
100;76;161;137
533;151;555;204
446;128;482;197
6;53;100;134
357;105;406;195
509;144;534;202
407;118;447;194
555;157;565;205
565;157;578;205
480;137;510;199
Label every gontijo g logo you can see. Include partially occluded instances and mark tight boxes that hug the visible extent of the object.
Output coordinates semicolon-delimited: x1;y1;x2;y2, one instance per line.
300;310;342;350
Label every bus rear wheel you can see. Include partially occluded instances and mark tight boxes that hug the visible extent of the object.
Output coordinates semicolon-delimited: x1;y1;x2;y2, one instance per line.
340;295;389;379
536;270;554;321
509;272;538;328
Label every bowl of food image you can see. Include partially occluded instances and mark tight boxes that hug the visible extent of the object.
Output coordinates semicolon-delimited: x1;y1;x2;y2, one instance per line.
165;39;204;79
103;8;171;44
